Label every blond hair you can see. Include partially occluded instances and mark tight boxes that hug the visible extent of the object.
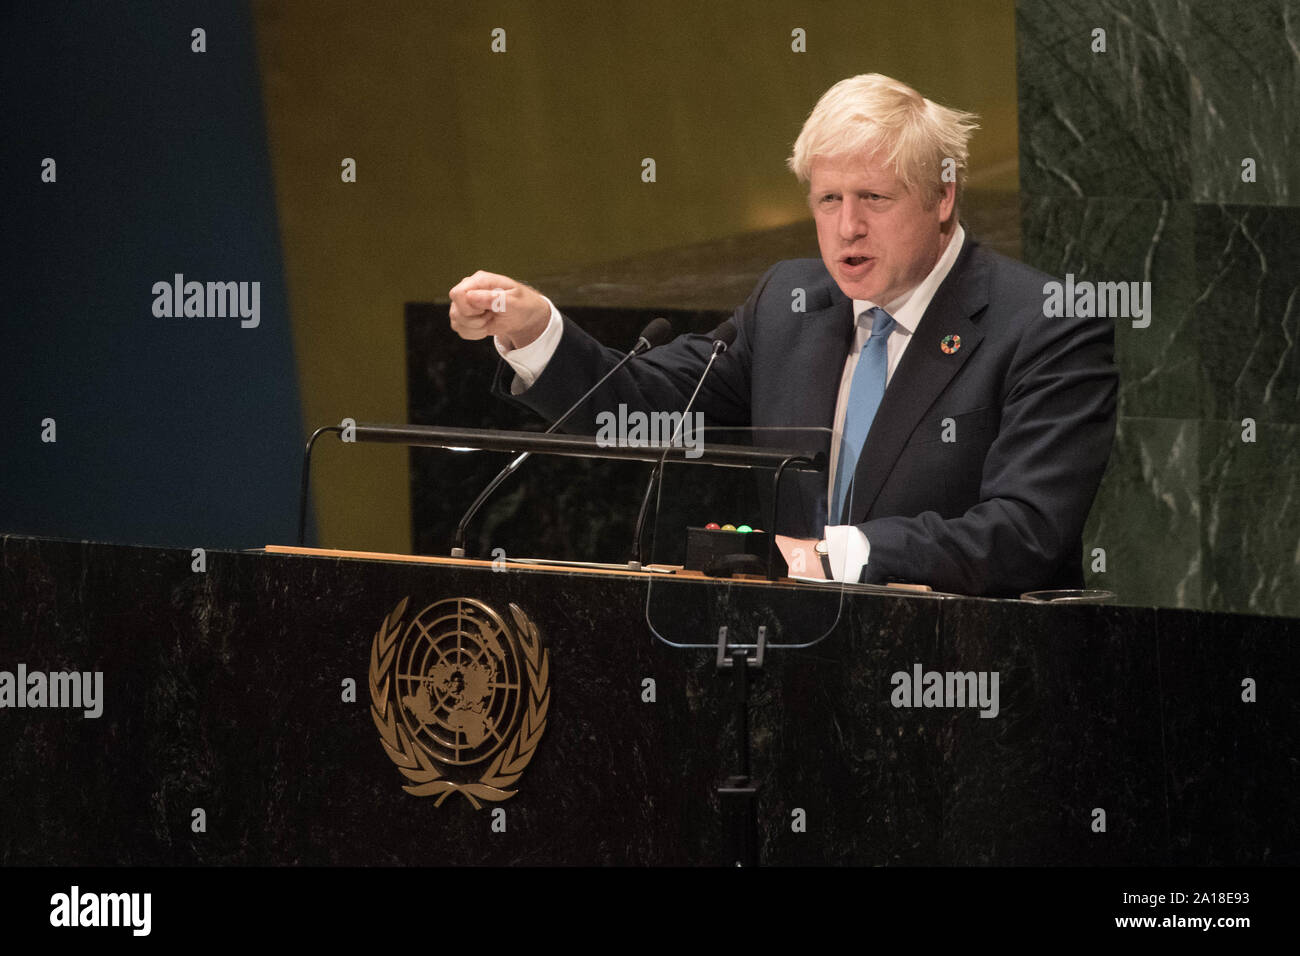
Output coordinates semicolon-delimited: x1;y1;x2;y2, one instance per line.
787;74;980;205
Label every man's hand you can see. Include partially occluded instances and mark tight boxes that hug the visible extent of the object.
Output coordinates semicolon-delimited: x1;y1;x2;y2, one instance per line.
448;270;551;351
775;535;828;580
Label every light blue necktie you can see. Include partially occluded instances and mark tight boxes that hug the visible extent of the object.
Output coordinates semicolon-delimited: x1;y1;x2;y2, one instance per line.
831;306;895;525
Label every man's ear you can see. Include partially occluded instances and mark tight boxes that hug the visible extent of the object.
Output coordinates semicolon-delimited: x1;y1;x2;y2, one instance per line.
937;180;956;225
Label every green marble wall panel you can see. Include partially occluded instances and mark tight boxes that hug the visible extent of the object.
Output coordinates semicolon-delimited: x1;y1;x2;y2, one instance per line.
1083;417;1202;608
1194;205;1300;423
1021;196;1197;418
1200;420;1300;617
1017;0;1191;199
1188;1;1300;205
1018;0;1300;616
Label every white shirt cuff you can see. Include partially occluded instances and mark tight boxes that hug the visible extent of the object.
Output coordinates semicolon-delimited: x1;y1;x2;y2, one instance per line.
494;298;564;395
824;524;871;583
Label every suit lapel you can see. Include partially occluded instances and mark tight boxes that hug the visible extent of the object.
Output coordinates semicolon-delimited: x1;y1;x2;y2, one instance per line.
794;293;855;431
761;282;854;436
847;236;991;521
768;286;853;534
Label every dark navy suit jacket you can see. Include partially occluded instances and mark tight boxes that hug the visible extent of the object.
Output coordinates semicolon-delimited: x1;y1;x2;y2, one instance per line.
496;234;1118;596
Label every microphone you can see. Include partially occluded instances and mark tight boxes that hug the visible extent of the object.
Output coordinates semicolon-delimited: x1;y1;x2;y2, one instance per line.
451;316;675;557
628;319;738;570
632;318;673;355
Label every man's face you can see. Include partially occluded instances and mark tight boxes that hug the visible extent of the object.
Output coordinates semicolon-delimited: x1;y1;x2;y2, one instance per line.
808;149;955;304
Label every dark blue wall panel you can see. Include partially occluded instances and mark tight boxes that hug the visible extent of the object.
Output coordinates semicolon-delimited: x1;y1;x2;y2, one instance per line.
1;1;306;549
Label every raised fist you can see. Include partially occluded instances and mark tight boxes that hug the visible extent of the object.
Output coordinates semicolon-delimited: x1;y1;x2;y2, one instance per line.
448;270;551;350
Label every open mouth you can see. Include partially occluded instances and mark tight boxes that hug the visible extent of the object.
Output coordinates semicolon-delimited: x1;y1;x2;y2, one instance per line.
842;255;871;267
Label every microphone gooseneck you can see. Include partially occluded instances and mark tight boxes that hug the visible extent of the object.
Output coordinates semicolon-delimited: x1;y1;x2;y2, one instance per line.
628;320;738;570
451;316;675;557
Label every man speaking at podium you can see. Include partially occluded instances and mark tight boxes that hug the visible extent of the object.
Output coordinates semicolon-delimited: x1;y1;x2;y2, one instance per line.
448;74;1118;597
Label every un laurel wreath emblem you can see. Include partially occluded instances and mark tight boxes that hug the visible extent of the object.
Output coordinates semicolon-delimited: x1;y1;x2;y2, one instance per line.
369;596;550;807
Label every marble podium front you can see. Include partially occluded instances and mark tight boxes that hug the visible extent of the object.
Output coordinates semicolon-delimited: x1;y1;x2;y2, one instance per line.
0;534;1294;866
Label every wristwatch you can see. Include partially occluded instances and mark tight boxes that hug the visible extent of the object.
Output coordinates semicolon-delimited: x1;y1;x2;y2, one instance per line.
814;539;832;578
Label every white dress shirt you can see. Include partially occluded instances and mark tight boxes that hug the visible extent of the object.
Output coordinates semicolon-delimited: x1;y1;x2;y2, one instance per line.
497;223;967;584
494;306;565;393
824;224;965;581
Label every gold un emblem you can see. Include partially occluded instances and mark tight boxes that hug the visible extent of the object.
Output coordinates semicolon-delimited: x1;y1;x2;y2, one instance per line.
369;597;550;807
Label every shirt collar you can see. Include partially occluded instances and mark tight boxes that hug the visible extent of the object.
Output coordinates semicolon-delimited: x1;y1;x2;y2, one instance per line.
852;223;966;335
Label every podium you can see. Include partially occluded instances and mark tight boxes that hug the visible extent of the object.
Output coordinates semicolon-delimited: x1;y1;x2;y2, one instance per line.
1;531;1296;866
